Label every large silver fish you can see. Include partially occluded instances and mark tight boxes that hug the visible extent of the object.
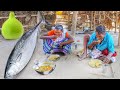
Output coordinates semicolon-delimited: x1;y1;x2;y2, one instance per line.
4;20;42;79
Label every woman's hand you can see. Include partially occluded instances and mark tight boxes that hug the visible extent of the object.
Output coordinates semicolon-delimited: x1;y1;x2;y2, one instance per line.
92;40;100;45
103;57;112;64
59;42;64;48
88;40;100;49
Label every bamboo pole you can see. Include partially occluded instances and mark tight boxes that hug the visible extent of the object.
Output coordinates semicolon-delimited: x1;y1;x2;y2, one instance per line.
98;11;100;24
67;11;71;30
0;15;37;19
90;11;93;30
37;11;41;31
37;11;45;23
37;11;41;24
93;11;96;30
99;11;103;25
101;11;105;25
118;25;120;46
103;11;105;20
104;13;113;21
115;12;118;33
71;11;78;39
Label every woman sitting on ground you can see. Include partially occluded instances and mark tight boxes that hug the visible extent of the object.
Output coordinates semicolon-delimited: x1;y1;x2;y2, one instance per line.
78;25;117;64
40;24;74;55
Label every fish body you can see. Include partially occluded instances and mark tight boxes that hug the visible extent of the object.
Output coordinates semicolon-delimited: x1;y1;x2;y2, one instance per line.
4;21;41;79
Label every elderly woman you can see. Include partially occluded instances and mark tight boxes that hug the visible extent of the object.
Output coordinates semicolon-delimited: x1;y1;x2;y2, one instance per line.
40;25;74;55
78;25;117;64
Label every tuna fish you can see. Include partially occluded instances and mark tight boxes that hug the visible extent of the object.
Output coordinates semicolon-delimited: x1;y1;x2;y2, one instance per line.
4;20;42;79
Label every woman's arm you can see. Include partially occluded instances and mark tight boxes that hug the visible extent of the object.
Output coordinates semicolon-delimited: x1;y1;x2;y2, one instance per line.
60;35;74;46
88;41;100;49
40;33;56;39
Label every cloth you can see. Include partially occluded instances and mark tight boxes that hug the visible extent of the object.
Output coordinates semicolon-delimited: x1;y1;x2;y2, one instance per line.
102;49;117;57
43;38;71;55
89;48;102;59
89;48;117;63
47;29;69;41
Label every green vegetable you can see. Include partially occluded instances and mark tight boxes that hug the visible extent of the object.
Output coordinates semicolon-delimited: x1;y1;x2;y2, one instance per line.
1;11;24;39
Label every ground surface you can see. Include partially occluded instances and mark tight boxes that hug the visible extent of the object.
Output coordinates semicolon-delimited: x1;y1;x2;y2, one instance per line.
0;31;119;79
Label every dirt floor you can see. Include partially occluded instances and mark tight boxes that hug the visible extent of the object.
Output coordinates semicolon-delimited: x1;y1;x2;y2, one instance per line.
0;31;120;79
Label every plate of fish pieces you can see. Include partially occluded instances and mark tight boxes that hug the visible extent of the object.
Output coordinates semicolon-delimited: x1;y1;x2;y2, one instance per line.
33;60;56;75
47;54;60;61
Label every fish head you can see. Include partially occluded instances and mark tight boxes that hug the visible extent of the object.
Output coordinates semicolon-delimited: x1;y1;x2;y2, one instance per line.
4;73;14;79
4;68;15;79
4;63;20;79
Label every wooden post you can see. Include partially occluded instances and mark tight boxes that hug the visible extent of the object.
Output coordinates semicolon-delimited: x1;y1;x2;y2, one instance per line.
71;11;78;39
93;11;96;30
90;11;93;30
67;11;70;23
98;11;101;25
37;11;43;33
67;11;71;30
118;25;120;46
37;11;41;26
115;12;118;33
103;11;105;20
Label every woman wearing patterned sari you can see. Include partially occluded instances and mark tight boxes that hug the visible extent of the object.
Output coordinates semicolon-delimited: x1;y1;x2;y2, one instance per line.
40;25;74;55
